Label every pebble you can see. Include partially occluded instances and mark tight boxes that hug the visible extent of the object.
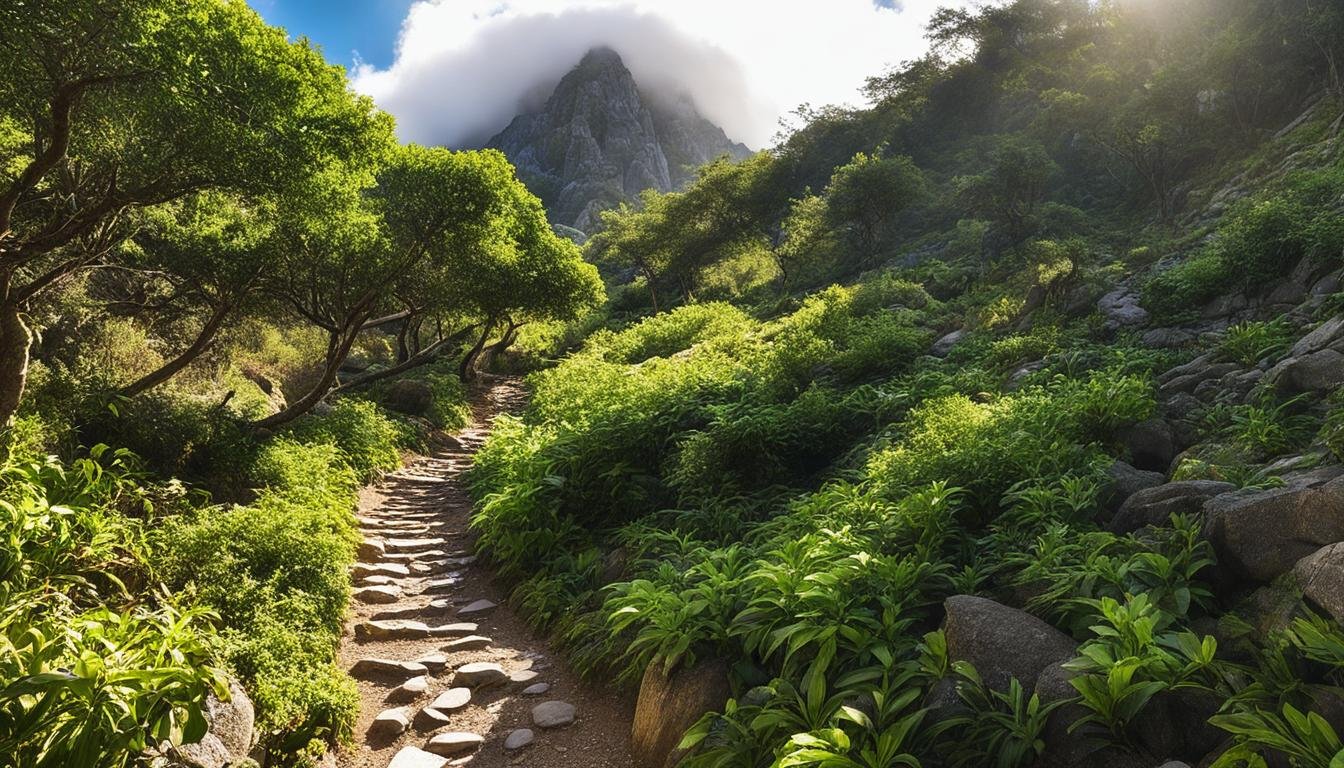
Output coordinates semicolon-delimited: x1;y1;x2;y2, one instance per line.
503;729;535;751
531;700;576;729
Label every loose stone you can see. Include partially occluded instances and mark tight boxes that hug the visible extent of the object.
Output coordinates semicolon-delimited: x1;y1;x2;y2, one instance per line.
503;729;535;751
531;700;576;729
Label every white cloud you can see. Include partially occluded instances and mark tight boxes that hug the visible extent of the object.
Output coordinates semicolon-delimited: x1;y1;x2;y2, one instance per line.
351;0;965;150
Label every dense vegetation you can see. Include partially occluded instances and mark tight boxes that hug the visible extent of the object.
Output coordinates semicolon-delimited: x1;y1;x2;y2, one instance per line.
0;1;599;765
467;1;1344;767
6;0;1344;766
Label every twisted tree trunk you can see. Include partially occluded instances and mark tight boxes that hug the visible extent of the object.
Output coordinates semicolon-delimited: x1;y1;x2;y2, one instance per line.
332;323;479;395
251;320;364;430
118;300;235;397
458;317;496;382
0;287;30;426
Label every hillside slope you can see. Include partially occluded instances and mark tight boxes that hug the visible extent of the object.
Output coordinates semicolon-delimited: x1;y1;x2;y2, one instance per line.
468;2;1344;767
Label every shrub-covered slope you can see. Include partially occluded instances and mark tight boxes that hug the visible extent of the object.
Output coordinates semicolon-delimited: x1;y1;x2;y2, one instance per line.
468;2;1344;766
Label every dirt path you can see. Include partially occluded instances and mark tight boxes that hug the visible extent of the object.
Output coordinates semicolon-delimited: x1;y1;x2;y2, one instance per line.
335;377;634;768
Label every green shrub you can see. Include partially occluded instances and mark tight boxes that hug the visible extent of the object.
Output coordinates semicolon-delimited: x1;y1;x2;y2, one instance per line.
1143;250;1230;318
286;399;404;480
156;434;361;759
0;447;224;768
1217;320;1294;365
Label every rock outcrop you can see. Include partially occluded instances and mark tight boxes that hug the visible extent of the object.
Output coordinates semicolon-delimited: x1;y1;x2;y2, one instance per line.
943;595;1077;691
488;47;750;234
631;657;732;768
1203;467;1344;581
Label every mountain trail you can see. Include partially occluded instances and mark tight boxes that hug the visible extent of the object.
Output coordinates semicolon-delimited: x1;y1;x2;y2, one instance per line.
335;376;634;768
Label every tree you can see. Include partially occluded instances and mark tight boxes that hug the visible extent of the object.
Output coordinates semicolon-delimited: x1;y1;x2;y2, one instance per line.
824;152;925;265
115;191;276;397
589;154;780;308
953;137;1056;251
266;146;601;412
0;0;390;424
773;194;834;291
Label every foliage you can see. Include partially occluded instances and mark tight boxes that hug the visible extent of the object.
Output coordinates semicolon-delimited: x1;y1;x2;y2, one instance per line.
1217;320;1294;366
0;447;226;768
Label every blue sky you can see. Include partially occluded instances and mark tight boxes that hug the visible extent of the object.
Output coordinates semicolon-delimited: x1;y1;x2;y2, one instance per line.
249;0;413;68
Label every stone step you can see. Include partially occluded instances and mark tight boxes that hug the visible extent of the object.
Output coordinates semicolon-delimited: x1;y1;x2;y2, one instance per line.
386;537;450;552
387;746;447;768
425;732;483;757
531;700;575;729
355;585;402;604
426;687;471;713
441;635;491;652
456;599;497;617
370;706;412;737
359;539;386;560
359;574;404;587
355;620;479;641
452;662;507;689
510;669;540;685
351;658;430;679
353;562;411;579
420;575;464;593
414;652;449;672
371;604;439;621
391;675;430;701
384;550;450;562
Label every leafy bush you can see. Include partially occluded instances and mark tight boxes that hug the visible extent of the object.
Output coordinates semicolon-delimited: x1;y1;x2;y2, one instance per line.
0;447;224;768
1217;320;1293;366
286;399;404;480
157;434;361;759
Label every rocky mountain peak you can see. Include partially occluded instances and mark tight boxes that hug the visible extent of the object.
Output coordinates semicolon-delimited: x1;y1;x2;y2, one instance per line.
487;47;750;235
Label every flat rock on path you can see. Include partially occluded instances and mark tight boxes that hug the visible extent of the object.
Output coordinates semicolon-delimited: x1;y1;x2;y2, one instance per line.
333;378;633;768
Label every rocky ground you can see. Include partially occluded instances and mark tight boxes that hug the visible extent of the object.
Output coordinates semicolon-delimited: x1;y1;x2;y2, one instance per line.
335;378;635;768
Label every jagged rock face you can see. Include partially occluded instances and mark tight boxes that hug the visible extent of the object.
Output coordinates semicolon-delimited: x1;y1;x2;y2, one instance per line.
488;47;750;234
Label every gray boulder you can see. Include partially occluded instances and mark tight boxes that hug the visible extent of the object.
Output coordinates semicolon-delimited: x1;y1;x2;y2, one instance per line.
1098;289;1150;329
168;680;254;768
1295;543;1344;623
1266;348;1344;393
930;329;966;358
1121;418;1177;473
943;595;1077;692
1291;315;1344;357
1101;461;1166;516
1109;481;1235;534
1203;468;1344;581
